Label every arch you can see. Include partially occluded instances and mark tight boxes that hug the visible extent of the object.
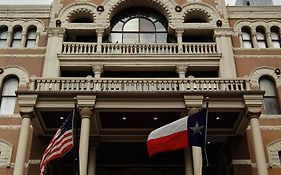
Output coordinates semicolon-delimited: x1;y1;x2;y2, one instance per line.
268;139;281;167
58;2;97;23
249;66;280;88
0;66;29;86
0;139;13;167
182;3;221;26
105;0;174;24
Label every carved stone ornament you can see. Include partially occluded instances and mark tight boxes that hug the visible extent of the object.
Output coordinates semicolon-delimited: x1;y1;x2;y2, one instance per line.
0;140;13;167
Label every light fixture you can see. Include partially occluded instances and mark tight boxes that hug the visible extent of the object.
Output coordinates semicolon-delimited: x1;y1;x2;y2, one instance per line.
153;117;158;120
216;116;220;120
60;116;64;120
207;141;211;144
122;117;127;120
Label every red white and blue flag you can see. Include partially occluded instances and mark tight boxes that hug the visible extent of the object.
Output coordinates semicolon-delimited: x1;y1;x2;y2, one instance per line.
39;112;74;175
147;109;207;156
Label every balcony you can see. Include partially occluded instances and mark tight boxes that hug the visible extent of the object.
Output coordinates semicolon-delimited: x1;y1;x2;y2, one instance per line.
29;77;249;93
61;42;218;55
17;76;262;139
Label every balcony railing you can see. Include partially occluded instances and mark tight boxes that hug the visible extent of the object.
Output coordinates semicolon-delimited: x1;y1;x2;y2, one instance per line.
28;77;250;93
61;42;218;55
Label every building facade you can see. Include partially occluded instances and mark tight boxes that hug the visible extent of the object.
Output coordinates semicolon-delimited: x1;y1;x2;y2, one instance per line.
0;0;281;175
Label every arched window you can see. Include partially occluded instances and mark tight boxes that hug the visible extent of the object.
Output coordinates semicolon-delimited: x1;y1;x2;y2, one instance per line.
0;26;8;48
0;77;19;115
259;77;280;114
11;27;22;48
241;27;253;48
25;27;37;48
279;151;281;165
271;28;281;48
256;28;267;48
110;7;168;43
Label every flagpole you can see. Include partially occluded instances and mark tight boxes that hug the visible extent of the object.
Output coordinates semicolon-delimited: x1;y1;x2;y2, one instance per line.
204;97;209;167
73;97;79;175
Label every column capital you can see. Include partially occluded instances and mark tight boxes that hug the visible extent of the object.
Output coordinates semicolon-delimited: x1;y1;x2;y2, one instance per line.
176;65;188;73
214;28;233;37
184;95;204;109
79;107;93;119
76;95;96;109
47;27;65;38
243;94;263;115
17;94;38;118
175;28;184;35
96;28;104;36
92;65;104;73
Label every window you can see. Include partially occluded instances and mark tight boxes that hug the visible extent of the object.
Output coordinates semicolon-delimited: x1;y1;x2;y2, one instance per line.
241;28;253;48
271;28;281;48
259;77;280;114
11;27;22;48
256;28;267;48
110;7;168;43
279;151;281;165
25;27;37;48
0;26;8;48
0;77;19;115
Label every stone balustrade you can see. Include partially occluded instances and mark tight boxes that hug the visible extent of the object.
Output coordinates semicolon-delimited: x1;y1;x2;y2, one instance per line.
61;42;218;55
28;77;250;93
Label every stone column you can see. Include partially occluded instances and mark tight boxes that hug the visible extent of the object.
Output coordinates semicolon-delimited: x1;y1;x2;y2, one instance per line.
88;140;99;175
251;31;258;48
238;32;243;48
176;65;188;78
92;65;104;78
96;29;104;54
244;94;268;175
214;28;237;78
184;96;204;175
20;30;27;48
35;32;40;47
77;95;96;175
6;30;12;47
265;30;273;48
13;94;37;175
42;28;65;77
176;29;184;53
13;114;32;175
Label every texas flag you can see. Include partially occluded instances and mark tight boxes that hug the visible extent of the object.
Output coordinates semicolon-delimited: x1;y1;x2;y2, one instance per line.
147;109;207;156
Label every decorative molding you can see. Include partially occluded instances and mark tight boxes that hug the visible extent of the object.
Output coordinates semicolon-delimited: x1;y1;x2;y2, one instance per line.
0;140;13;168
267;139;281;167
0;66;29;86
234;20;281;33
249;66;280;88
232;159;252;165
0;125;21;129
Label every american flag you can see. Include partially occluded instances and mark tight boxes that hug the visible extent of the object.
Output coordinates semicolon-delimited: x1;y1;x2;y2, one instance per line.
39;112;74;175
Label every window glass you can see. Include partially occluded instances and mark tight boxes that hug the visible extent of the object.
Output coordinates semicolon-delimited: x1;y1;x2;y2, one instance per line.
271;29;280;48
256;29;267;48
0;77;19;115
110;7;168;44
259;77;280;114
242;28;253;48
11;28;22;48
139;18;155;32
123;18;139;31
0;27;8;48
25;28;37;48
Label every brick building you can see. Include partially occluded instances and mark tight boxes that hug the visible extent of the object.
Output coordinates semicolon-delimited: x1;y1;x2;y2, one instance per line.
0;0;281;175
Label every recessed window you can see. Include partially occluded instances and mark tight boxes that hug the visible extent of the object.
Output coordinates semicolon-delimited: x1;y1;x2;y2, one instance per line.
110;7;168;43
25;27;37;48
256;28;267;48
69;11;94;23
11;27;22;48
241;27;253;48
0;77;19;115
184;10;209;23
0;26;8;48
271;28;281;48
259;77;280;114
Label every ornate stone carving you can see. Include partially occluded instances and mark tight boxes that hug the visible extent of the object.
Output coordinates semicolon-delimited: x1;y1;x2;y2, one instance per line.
0;140;13;167
267;139;281;167
250;66;280;88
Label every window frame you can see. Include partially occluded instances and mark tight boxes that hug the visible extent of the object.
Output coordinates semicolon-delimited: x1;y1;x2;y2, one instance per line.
11;27;23;48
241;28;253;48
0;77;19;115
25;27;37;48
256;28;267;48
0;26;8;48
